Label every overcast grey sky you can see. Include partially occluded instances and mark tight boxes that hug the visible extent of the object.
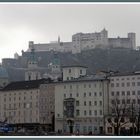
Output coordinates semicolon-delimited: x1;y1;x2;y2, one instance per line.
0;3;140;62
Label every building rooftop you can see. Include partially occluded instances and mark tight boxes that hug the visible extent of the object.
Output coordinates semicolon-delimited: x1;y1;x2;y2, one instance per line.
0;78;51;91
62;65;88;68
55;74;107;84
108;71;140;77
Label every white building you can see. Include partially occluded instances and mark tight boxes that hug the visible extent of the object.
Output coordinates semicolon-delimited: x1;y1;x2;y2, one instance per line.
105;72;140;135
62;65;87;81
0;79;55;131
55;75;109;135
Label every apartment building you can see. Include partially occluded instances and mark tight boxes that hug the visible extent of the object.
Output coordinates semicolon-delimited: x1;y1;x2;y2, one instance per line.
105;72;140;135
55;75;109;135
0;79;55;131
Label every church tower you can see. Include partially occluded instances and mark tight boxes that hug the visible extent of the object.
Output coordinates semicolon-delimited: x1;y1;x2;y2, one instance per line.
25;44;41;81
52;52;61;73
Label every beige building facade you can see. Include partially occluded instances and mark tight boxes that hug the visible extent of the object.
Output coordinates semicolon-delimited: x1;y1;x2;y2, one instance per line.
105;72;140;135
55;78;109;135
62;66;87;81
0;79;55;131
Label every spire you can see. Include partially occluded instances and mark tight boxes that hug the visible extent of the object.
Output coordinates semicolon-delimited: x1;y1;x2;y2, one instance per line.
58;35;60;43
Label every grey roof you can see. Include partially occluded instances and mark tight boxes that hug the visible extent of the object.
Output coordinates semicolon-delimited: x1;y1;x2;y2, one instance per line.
62;65;87;68
55;74;108;84
0;78;51;91
109;71;140;77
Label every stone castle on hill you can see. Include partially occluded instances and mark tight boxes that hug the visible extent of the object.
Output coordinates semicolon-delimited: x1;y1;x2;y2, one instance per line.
27;28;136;54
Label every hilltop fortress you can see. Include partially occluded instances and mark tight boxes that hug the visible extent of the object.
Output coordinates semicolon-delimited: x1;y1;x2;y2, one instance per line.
27;28;136;54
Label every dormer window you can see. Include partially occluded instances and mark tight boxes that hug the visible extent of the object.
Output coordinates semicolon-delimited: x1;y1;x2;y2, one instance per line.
69;69;71;73
80;69;82;74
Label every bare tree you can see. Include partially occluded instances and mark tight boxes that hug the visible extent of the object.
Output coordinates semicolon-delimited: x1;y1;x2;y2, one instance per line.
107;96;130;135
128;97;140;135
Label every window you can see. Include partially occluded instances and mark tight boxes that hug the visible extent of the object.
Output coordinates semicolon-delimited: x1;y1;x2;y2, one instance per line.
67;77;69;80
100;110;102;115
89;92;91;96
76;110;80;116
84;84;86;88
84;110;87;116
132;77;135;80
76;93;79;97
80;69;82;74
127;91;130;96
137;82;140;86
132;91;135;95
133;99;136;104
89;110;92;115
111;100;114;104
94;110;97;116
84;101;86;106
132;82;135;86
117;100;120;104
122;91;125;96
14;103;16;108
84;93;86;97
116;83;119;87
94;92;97;96
127;82;130;87
89;101;92;106
127;99;130;104
76;85;79;89
99;92;102;96
122;99;125;104
121;83;125;87
138;90;140;95
138;99;140;104
70;93;72;98
70;85;72;89
64;94;66;98
24;103;26;108
108;127;112;133
89;84;91;88
69;69;71;73
9;104;11;109
64;85;66;89
100;101;102;106
94;101;97;106
116;91;120;96
111;83;114;87
111;92;114;96
76;101;79;106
